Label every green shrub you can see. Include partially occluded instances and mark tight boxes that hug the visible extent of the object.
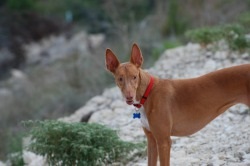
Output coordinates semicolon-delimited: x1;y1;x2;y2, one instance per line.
222;24;249;51
185;24;250;51
8;152;24;166
24;120;144;166
185;27;223;46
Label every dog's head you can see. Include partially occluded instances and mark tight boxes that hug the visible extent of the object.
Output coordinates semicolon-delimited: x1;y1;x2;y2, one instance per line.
105;43;143;105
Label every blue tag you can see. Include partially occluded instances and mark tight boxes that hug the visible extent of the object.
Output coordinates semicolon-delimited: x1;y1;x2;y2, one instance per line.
133;113;141;119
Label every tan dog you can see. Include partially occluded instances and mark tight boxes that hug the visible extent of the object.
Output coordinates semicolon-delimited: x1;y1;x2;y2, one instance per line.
105;43;250;166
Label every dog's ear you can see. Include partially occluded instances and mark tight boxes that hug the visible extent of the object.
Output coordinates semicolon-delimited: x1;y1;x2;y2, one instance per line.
130;43;143;68
105;48;120;74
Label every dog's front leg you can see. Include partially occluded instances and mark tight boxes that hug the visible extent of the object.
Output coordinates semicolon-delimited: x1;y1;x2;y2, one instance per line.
149;110;172;166
143;128;158;166
156;136;171;166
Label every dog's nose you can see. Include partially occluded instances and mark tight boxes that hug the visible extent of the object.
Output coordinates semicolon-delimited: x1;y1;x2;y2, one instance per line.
126;96;133;101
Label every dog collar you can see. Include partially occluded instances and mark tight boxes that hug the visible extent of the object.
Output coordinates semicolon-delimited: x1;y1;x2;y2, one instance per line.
133;75;154;109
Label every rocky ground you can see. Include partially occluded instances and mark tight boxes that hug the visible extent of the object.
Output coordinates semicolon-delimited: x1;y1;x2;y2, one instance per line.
24;42;250;166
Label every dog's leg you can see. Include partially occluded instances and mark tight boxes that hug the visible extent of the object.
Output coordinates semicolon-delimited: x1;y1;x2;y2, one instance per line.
156;136;171;166
148;107;172;166
143;128;158;166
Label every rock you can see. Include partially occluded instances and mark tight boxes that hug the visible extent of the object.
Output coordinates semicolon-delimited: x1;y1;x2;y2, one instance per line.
23;151;47;166
87;34;105;48
110;100;126;109
204;59;217;71
0;161;6;166
214;51;228;59
88;108;114;123
0;88;12;100
24;31;90;65
59;104;97;122
89;96;106;105
11;69;27;80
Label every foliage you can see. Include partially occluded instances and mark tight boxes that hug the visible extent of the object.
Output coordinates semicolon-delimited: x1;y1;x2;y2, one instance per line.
162;0;189;36
24;120;144;166
238;12;250;31
6;131;24;155
6;0;34;10
222;24;249;51
185;24;250;51
185;27;223;46
7;152;24;166
0;125;25;164
35;0;152;33
152;40;182;60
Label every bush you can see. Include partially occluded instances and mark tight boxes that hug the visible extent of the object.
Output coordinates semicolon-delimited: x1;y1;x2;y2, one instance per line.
185;24;250;51
24;120;144;166
185;27;223;46
222;24;249;51
7;152;24;166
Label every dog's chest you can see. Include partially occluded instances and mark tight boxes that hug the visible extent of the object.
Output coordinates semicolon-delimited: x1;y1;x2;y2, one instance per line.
138;107;150;131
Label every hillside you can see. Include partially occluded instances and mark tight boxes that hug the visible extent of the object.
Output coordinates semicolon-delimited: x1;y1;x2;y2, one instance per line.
20;42;250;166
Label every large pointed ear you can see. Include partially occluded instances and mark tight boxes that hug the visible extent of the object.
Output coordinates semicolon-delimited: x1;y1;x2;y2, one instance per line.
130;43;143;68
105;48;120;74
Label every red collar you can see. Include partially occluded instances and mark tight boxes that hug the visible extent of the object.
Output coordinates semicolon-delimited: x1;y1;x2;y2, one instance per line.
133;76;154;108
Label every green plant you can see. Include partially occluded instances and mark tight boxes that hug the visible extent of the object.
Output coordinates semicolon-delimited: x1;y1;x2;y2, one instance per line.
185;24;250;51
185;27;223;46
162;0;189;36
24;120;144;166
238;12;250;31
162;40;182;49
222;24;249;51
7;0;35;10
152;40;182;60
6;131;24;155
7;152;24;166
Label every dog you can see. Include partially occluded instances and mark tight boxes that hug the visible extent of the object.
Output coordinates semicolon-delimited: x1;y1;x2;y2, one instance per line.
105;43;250;166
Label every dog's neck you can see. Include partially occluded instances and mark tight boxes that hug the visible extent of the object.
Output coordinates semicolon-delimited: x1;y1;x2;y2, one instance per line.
136;69;151;102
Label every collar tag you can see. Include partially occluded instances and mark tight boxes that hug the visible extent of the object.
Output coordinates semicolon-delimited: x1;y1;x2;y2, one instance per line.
133;112;141;119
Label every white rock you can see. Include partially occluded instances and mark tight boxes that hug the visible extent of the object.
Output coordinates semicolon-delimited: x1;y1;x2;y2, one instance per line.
89;96;106;105
110;100;126;109
88;34;105;48
23;151;47;166
0;161;6;166
88;109;114;124
214;51;228;59
204;59;217;71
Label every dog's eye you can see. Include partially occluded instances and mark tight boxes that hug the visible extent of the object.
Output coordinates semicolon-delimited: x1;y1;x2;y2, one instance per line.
119;77;123;82
133;76;137;80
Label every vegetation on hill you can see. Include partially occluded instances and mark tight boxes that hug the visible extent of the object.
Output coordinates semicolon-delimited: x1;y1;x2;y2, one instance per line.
185;23;250;51
23;120;145;166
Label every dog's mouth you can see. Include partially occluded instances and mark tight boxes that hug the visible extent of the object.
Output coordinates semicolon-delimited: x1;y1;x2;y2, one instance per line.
126;100;134;105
